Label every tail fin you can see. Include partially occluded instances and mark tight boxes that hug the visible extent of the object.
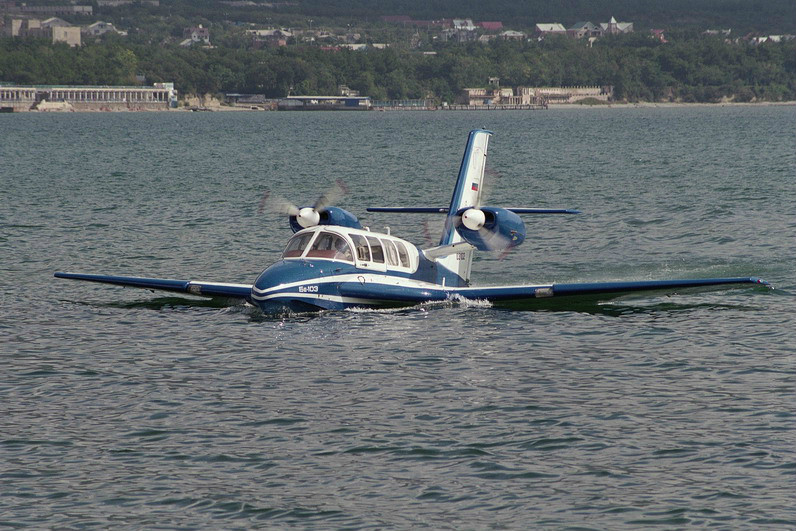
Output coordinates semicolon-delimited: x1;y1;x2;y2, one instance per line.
437;129;492;284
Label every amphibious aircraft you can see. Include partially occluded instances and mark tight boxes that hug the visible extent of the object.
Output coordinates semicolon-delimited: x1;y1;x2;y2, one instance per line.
55;129;767;313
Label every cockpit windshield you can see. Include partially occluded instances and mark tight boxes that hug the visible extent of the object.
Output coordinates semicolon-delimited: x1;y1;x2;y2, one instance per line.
307;232;354;262
282;233;314;258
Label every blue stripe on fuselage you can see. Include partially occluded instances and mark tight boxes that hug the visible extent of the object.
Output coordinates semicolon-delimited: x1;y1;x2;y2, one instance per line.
255;258;467;291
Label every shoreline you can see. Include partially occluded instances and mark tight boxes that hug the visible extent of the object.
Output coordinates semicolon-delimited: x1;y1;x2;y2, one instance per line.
3;100;794;113
548;101;796;109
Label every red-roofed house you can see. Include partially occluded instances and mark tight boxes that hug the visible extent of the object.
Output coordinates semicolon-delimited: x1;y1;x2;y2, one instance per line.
650;29;667;43
478;21;503;31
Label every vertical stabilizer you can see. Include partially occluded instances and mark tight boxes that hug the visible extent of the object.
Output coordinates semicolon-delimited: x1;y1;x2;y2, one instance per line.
436;129;492;284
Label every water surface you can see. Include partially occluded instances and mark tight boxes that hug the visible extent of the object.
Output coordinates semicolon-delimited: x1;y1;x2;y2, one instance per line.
1;106;794;528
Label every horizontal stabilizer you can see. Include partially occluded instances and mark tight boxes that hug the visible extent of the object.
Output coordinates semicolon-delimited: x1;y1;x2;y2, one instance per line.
367;207;449;213
54;272;252;299
504;208;581;214
367;207;579;214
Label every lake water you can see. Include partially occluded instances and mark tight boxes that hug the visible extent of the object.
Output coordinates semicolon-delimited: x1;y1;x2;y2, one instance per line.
1;106;794;529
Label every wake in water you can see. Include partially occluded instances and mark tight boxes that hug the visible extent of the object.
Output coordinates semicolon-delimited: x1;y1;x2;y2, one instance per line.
346;294;494;315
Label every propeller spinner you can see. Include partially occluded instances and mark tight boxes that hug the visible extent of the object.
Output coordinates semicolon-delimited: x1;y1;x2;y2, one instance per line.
461;208;486;231
454;207;526;256
296;207;321;228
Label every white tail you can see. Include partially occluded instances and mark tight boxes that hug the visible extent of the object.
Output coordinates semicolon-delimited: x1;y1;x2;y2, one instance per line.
436;129;492;284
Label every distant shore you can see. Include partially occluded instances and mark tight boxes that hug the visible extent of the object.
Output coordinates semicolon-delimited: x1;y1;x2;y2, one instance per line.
195;100;796;112
4;100;793;113
549;101;796;109
191;100;796;112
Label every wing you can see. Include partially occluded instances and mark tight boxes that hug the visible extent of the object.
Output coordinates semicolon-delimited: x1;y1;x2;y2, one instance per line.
54;272;252;300
451;277;769;308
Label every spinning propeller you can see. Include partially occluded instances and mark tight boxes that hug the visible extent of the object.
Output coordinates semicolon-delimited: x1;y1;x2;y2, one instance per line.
259;179;350;230
454;206;526;259
259;179;362;233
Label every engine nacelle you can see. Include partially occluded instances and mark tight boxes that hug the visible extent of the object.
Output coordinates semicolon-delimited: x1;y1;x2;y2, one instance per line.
289;206;362;233
453;207;526;251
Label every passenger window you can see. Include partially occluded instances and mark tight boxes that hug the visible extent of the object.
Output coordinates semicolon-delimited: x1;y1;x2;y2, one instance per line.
283;233;314;258
306;233;353;262
352;234;371;262
394;241;411;268
366;236;384;263
383;239;399;267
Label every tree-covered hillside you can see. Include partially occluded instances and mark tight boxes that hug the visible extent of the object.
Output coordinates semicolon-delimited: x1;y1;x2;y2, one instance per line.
2;0;795;102
2;34;794;103
168;0;795;34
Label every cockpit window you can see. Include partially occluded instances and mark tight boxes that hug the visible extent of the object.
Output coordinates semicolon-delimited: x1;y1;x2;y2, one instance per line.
352;234;371;262
306;232;354;262
383;239;399;267
366;236;385;263
282;233;314;258
394;241;411;268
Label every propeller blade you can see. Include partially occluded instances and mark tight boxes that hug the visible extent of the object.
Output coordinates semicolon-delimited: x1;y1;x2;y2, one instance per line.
477;227;513;260
259;191;300;216
313;179;348;212
262;179;348;230
422;219;435;247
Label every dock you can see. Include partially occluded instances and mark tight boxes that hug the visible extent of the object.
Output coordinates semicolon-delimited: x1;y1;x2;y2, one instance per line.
443;103;547;111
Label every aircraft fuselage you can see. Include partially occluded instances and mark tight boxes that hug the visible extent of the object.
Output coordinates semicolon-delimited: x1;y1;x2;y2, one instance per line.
251;225;465;312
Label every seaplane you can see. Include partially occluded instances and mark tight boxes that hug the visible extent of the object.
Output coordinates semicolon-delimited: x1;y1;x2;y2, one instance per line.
55;129;768;313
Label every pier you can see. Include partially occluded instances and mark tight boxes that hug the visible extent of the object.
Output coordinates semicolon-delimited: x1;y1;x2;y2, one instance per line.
443;103;548;111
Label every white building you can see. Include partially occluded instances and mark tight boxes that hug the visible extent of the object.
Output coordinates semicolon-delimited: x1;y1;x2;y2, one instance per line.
534;23;567;38
600;17;633;35
84;21;126;37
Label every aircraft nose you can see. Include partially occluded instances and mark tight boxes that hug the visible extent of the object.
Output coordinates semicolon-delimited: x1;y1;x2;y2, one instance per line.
251;259;336;313
253;259;324;292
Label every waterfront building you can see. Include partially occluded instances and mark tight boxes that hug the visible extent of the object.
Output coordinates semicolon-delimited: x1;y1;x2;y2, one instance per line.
0;82;177;111
277;96;371;111
526;86;613;103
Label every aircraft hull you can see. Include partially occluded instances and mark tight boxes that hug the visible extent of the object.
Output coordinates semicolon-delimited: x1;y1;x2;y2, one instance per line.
250;260;452;312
